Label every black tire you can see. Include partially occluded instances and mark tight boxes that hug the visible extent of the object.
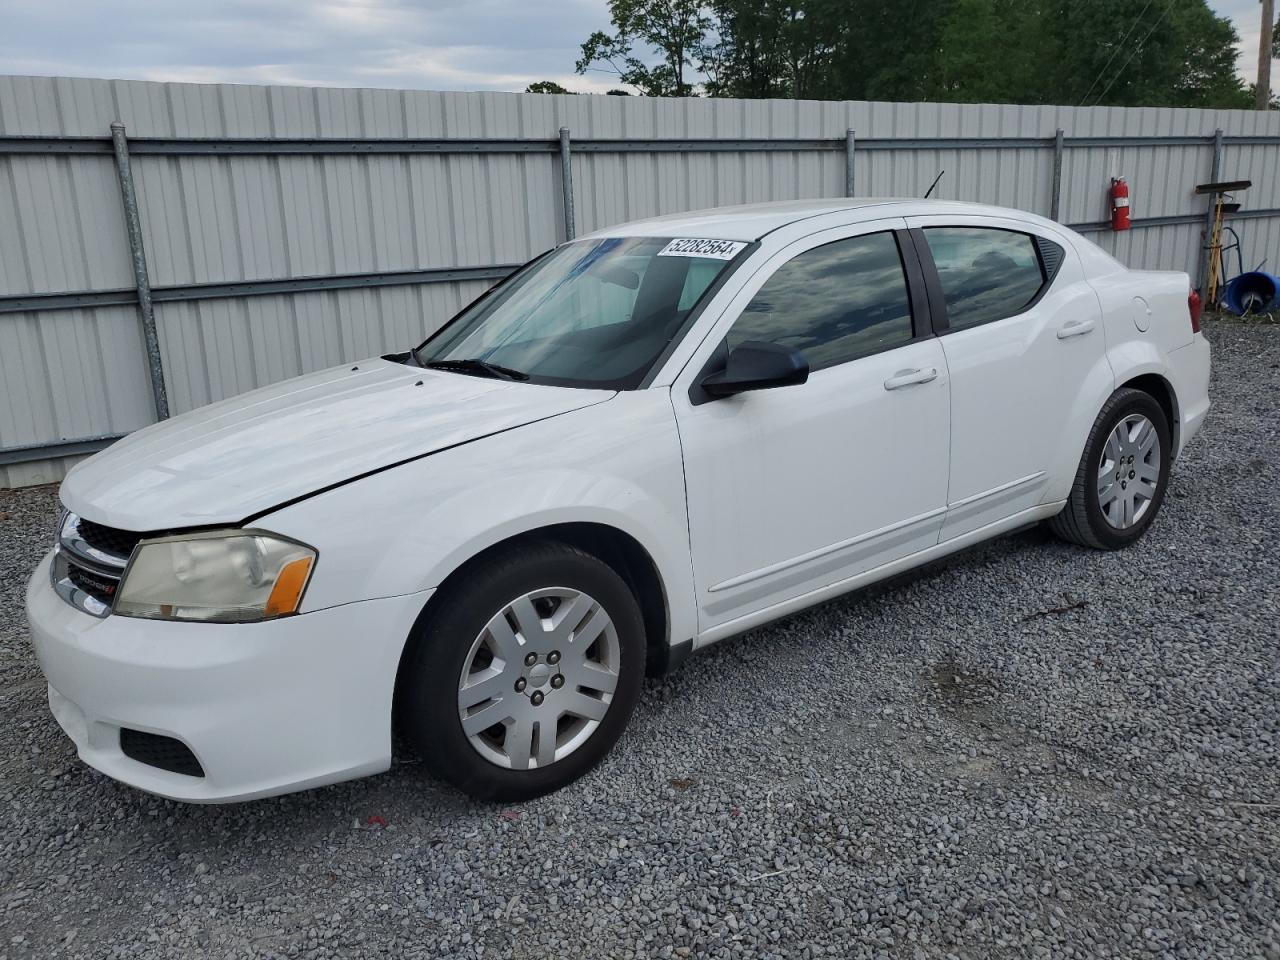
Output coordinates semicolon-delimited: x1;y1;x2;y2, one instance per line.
398;541;645;802
1049;387;1172;550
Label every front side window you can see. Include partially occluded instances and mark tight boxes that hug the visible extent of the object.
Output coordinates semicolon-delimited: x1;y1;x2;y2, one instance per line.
726;231;915;373
417;237;742;389
924;228;1046;330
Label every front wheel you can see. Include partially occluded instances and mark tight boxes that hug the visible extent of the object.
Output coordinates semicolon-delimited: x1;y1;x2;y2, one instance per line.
1049;387;1172;550
398;541;645;801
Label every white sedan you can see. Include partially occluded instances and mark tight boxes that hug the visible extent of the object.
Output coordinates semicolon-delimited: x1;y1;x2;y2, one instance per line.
26;199;1210;802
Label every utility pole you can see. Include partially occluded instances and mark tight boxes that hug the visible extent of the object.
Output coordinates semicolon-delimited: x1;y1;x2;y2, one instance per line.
1259;0;1275;110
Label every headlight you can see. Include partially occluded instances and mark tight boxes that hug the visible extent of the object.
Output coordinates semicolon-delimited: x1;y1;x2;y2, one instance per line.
114;531;316;623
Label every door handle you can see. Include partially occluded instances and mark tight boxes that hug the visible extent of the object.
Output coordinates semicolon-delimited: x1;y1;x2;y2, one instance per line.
1056;318;1096;339
883;367;938;391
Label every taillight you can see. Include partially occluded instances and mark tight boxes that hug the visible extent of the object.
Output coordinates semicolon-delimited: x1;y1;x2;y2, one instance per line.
1188;288;1202;334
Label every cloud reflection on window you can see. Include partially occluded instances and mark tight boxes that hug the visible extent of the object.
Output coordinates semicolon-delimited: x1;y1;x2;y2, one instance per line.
924;228;1045;331
729;232;913;372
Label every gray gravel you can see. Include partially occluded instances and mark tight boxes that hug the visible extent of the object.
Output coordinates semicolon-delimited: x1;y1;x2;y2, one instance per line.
1;318;1278;960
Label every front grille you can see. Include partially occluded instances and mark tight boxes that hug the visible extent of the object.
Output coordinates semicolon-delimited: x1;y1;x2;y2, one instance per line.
51;512;141;618
76;518;145;559
66;564;119;605
120;729;205;778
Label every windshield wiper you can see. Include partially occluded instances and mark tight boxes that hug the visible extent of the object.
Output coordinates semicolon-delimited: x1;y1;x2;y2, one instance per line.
424;358;530;382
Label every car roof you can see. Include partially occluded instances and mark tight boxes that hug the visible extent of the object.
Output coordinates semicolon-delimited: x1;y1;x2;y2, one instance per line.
580;198;1059;243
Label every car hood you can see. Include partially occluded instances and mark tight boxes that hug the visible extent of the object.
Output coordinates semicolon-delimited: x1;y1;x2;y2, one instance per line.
60;359;614;530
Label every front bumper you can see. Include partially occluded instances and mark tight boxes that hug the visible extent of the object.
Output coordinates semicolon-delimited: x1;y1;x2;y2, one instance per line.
26;552;431;803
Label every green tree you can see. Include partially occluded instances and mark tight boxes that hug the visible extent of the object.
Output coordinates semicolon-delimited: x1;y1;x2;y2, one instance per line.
1043;0;1249;108
572;0;1252;108
1247;83;1280;109
773;0;840;99
927;0;1047;103
826;0;947;102
701;0;851;99
701;0;798;98
576;0;714;96
696;0;951;101
698;0;781;98
525;81;575;94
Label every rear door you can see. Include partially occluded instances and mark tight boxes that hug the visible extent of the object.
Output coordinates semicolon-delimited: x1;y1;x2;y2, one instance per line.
906;215;1111;541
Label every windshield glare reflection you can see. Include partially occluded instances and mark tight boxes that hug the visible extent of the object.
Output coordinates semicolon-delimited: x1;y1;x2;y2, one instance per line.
416;236;742;389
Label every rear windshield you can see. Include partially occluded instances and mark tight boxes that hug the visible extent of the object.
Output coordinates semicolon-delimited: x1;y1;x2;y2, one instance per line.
416;236;746;389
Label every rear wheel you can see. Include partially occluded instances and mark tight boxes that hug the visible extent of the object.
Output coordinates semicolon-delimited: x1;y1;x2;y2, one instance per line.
1049;388;1171;550
398;541;645;801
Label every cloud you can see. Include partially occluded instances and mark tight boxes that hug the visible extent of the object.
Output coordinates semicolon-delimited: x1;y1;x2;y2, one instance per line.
0;0;1272;96
0;0;622;93
1208;0;1278;81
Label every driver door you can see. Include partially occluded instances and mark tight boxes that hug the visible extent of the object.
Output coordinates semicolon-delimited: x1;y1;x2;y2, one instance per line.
671;221;951;633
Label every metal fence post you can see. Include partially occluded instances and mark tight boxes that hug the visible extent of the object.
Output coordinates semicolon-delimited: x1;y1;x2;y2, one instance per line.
1050;128;1065;221
559;127;576;241
109;121;169;420
1198;128;1224;295
845;129;856;197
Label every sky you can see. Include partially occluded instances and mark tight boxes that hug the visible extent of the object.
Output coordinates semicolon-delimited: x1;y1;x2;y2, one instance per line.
0;0;1273;97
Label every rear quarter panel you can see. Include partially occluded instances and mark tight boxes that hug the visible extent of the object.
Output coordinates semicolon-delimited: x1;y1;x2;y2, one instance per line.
1079;236;1203;454
1090;267;1194;364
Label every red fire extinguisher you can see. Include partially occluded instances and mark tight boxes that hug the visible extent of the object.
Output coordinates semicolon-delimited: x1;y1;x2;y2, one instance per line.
1110;176;1131;231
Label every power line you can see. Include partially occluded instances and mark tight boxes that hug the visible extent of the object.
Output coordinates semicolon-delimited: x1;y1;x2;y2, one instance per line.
1091;0;1178;107
1077;0;1155;107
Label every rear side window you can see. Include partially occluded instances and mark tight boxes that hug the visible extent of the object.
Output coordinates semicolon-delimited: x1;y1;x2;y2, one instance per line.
924;228;1049;330
727;231;914;372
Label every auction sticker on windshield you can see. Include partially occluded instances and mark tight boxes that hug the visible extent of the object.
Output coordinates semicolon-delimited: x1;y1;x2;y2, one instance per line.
658;238;748;260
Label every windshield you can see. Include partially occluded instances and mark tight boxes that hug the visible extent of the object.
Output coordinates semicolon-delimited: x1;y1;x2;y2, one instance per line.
415;236;747;389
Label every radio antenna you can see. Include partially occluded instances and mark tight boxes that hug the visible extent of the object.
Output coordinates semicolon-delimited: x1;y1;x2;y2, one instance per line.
924;170;945;199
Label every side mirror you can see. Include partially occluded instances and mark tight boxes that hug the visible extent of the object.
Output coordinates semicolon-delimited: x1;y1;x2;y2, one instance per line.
699;340;809;398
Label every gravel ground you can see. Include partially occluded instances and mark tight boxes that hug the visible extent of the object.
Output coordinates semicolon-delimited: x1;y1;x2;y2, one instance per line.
1;319;1277;960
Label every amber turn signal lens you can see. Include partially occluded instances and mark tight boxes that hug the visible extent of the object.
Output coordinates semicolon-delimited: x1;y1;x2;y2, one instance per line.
265;556;314;618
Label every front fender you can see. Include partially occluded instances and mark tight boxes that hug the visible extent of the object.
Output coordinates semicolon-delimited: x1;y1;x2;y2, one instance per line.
259;392;696;650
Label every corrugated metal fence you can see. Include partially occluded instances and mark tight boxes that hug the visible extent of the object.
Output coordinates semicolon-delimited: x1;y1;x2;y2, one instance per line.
2;75;1278;487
